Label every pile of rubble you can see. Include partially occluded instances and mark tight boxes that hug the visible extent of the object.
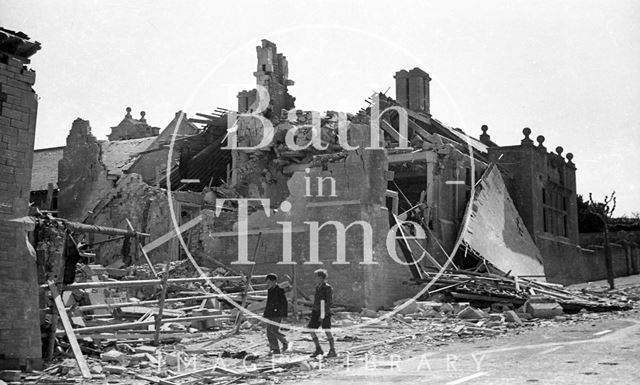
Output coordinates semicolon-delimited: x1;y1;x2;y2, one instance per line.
16;259;636;385
413;269;632;313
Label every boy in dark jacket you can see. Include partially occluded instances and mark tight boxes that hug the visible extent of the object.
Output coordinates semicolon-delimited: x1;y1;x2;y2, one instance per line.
263;273;289;354
308;269;336;357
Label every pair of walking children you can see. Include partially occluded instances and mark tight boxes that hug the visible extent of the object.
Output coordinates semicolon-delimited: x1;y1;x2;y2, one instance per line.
263;269;336;357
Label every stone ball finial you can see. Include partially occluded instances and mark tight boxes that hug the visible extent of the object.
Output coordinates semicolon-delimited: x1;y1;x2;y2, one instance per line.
140;111;146;118
566;153;574;162
556;146;564;156
520;127;534;145
126;107;131;113
125;107;132;118
536;135;545;146
481;124;488;134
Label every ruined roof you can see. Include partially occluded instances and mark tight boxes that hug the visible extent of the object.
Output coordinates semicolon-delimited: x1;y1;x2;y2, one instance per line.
31;146;64;191
99;137;157;176
0;27;41;61
162;128;231;192
431;118;490;154
461;165;545;278
145;111;202;151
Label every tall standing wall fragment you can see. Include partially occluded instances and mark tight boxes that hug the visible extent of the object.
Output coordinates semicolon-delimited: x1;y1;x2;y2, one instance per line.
0;27;42;370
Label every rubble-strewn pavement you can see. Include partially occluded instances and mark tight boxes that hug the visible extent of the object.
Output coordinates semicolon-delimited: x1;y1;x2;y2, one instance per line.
5;268;637;385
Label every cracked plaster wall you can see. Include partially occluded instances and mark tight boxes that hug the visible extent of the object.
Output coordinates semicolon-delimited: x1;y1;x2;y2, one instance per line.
89;173;173;266
57;118;113;222
200;123;416;310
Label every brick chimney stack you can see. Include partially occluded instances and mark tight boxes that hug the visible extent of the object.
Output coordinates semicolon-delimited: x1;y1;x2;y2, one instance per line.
394;67;431;116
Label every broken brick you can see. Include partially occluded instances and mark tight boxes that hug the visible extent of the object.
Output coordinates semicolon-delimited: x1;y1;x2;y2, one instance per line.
457;306;487;320
504;310;523;325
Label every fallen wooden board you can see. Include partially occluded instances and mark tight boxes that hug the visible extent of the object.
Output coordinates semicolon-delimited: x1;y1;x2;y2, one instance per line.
119;305;185;318
45;275;267;290
49;282;92;379
57;314;232;335
142;216;203;254
126;218;158;277
128;371;178;385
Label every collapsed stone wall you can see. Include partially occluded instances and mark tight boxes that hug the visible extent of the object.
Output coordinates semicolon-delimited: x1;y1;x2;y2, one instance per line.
89;173;172;266
34;224;66;284
57;119;113;222
200;123;416;310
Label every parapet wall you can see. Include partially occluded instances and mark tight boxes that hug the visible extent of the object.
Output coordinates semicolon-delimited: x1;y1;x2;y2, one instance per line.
540;233;640;285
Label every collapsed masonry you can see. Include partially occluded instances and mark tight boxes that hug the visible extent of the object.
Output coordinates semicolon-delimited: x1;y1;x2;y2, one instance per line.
2;36;636;372
30;39;640;312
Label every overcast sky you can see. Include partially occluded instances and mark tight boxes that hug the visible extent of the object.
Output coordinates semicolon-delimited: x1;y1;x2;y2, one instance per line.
2;0;639;215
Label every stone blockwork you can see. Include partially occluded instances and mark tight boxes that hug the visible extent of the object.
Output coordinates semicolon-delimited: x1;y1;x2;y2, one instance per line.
489;129;579;244
394;68;431;116
201;123;414;310
489;129;582;282
0;28;42;370
89;173;172;265
538;233;640;285
237;40;295;117
57;118;113;222
88;173;204;265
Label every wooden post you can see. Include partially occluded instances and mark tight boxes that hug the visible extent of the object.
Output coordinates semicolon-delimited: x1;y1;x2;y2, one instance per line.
291;264;299;320
45;182;54;210
233;232;261;334
132;235;139;265
153;266;170;345
604;223;615;289
48;281;92;378
588;192;616;290
154;238;175;345
126;218;158;277
45;308;58;361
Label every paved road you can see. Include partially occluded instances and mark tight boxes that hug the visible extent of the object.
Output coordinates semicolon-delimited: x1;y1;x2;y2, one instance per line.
294;313;640;385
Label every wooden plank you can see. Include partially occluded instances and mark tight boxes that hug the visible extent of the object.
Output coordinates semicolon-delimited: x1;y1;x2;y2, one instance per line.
142;216;203;254
86;276;110;316
450;291;524;304
42;275;265;290
126;218;158;277
165;366;218;381
45;309;58;361
120;306;184;318
58;314;233;336
380;119;400;141
48;282;92;378
128;371;178;385
407;118;434;141
154;250;173;345
291;264;299;320
188;118;213;125
72;294;225;312
234;233;261;334
387;150;438;164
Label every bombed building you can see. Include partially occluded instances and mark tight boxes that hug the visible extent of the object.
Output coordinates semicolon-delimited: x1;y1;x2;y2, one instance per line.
25;39;638;309
3;35;639;374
